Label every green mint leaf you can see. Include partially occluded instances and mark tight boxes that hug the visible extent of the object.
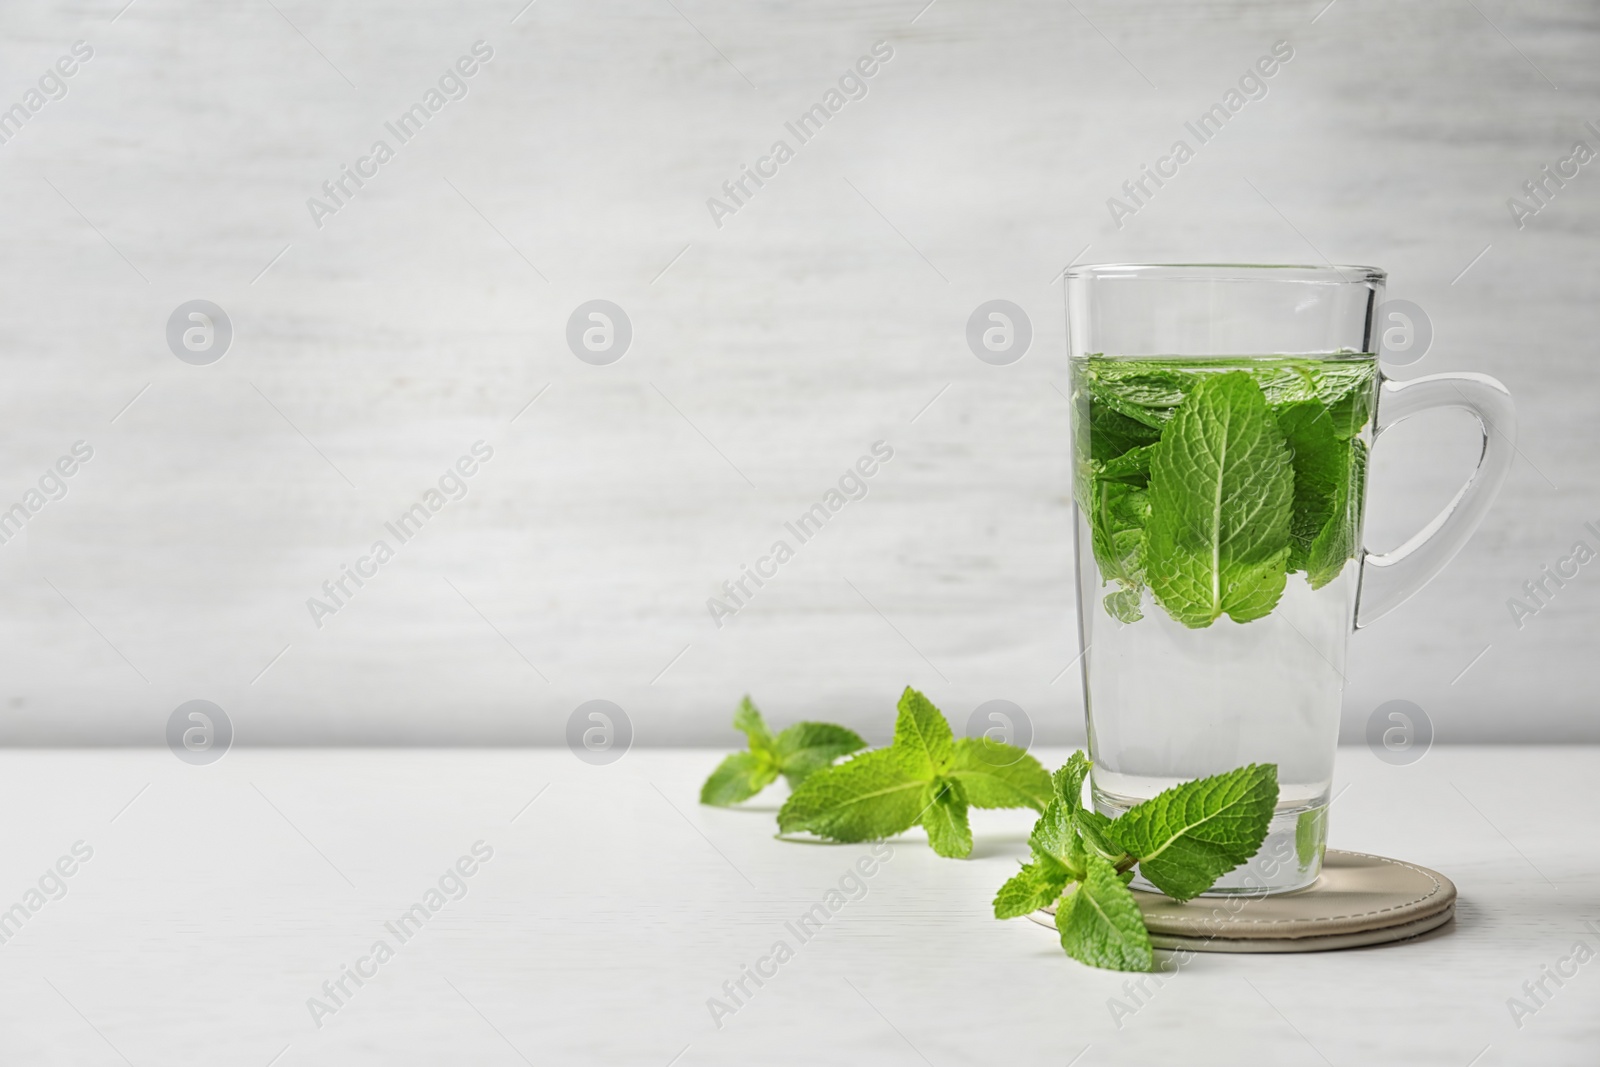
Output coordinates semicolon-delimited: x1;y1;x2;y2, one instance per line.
1071;362;1165;466
948;738;1052;811
1095;443;1156;486
1103;586;1144;623
699;751;780;806
1088;406;1164;464
1024;799;1075;870
1047;756;1131;865
1056;854;1154;972
701;698;781;805
1296;806;1327;868
773;722;867;786
1106;763;1279;901
1305;438;1366;589
1083;362;1193;429
1143;371;1294;627
1253;364;1318;407
1052;752;1091;812
1075;808;1125;863
891;687;955;777
1254;359;1373;433
920;779;973;858
701;698;861;804
1275;402;1345;574
1032;802;1097;881
776;748;928;841
1065;823;1090;877
1028;765;1122;876
732;695;774;753
772;690;1036;855
1090;481;1148;584
1089;480;1148;622
1311;362;1378;440
993;860;1070;919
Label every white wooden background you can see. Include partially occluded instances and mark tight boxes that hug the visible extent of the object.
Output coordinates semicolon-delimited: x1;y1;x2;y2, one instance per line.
0;0;1594;744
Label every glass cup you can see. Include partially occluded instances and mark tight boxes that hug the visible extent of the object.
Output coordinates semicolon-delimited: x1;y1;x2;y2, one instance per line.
1066;264;1514;894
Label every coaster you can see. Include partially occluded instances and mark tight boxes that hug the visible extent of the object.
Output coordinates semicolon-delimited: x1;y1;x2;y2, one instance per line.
1027;849;1455;953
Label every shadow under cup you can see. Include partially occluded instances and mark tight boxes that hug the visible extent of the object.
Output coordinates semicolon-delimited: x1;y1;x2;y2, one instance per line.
1067;264;1384;895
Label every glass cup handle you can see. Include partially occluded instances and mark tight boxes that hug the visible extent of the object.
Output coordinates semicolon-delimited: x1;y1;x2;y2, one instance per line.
1354;372;1516;629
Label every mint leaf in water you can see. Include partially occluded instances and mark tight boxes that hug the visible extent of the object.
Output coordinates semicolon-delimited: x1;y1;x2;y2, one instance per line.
779;688;1050;857
1249;358;1375;439
1305;438;1366;589
1296;807;1328;869
1076;356;1376;629
1096;443;1156;486
700;697;865;807
1143;371;1294;627
1276;401;1345;574
993;753;1279;971
1102;587;1144;623
1073;363;1165;472
1090;481;1149;582
1252;362;1323;409
1056;855;1153;972
1083;361;1193;429
1104;763;1279;902
1264;367;1374;587
1310;362;1377;440
1089;479;1149;622
1088;406;1163;464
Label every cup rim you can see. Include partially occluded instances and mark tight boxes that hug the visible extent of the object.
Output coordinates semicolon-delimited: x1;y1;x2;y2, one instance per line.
1064;262;1386;284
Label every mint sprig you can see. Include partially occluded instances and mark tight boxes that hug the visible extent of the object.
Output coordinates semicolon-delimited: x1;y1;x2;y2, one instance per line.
777;687;1052;858
993;753;1279;971
1143;371;1295;627
698;697;866;807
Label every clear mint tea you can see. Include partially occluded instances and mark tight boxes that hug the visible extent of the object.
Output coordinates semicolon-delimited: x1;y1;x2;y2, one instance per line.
1070;352;1377;893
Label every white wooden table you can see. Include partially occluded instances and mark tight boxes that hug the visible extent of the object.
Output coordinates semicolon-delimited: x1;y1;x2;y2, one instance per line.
0;746;1594;1065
